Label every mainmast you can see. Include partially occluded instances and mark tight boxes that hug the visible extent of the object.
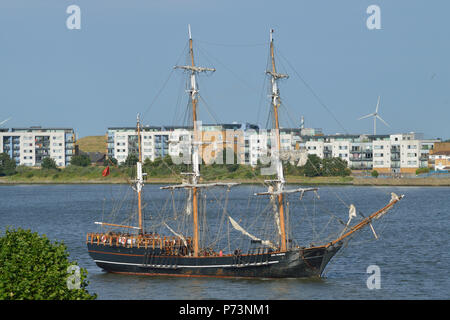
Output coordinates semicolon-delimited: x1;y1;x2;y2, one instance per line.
174;25;215;257
267;29;289;252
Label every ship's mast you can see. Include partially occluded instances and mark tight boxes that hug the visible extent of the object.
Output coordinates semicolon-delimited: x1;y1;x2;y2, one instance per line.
174;25;215;257
267;29;289;251
136;113;145;233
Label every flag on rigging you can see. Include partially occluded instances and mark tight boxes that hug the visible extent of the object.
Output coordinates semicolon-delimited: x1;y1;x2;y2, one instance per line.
102;166;110;177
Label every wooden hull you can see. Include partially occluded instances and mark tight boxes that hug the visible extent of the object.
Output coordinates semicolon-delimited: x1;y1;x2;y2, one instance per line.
87;242;342;278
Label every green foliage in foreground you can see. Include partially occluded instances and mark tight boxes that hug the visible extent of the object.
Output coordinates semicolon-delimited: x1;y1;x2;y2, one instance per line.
0;227;96;300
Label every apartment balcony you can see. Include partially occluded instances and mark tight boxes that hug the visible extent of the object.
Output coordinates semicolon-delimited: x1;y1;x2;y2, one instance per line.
391;161;401;169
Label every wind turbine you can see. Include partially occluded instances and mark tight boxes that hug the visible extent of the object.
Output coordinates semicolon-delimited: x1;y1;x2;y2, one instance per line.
358;96;389;135
0;117;11;127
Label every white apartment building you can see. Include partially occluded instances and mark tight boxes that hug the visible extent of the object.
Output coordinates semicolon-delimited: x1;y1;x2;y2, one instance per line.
0;127;75;167
106;124;439;174
302;132;438;174
107;126;173;163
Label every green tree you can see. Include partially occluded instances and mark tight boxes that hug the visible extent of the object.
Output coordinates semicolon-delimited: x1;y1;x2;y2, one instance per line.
322;158;351;176
103;157;117;166
0;153;16;176
0;228;96;300
215;148;239;172
70;155;91;167
371;170;379;178
41;157;57;169
302;154;322;177
123;154;138;167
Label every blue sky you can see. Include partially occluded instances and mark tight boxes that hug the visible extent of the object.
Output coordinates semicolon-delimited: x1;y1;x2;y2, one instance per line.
0;0;449;139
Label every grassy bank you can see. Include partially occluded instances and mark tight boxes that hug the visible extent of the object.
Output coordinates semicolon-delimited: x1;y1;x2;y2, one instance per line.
354;177;450;186
1;166;449;186
0;165;353;185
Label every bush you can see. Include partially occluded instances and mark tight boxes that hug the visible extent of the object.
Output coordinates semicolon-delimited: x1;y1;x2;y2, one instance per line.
41;157;57;170
371;170;379;178
0;227;96;300
70;155;91;167
416;167;430;175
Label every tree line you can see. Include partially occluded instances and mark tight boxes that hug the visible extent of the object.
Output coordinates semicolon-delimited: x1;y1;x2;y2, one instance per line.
0;152;351;178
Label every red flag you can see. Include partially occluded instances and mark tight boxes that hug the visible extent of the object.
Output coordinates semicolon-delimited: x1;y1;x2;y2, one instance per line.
102;166;110;177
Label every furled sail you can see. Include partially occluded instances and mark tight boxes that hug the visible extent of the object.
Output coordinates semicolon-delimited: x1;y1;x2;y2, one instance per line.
185;189;192;216
339;204;357;237
376;192;404;220
164;222;188;247
228;216;277;250
268;186;282;237
349;204;357;219
390;192;400;203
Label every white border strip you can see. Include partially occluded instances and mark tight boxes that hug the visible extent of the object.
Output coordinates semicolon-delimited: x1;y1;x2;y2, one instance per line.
94;260;279;268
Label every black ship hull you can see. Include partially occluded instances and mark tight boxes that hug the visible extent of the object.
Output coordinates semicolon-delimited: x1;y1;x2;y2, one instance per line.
87;242;342;279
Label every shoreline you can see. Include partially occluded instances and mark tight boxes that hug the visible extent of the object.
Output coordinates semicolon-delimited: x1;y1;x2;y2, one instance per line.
1;176;450;186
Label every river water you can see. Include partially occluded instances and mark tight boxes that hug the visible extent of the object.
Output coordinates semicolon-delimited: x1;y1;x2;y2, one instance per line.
0;184;449;300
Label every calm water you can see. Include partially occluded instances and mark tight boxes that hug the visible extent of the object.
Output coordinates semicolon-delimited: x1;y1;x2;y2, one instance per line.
0;184;449;300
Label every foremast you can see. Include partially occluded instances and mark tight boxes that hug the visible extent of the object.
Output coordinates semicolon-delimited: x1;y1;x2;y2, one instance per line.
267;29;289;252
136;114;145;233
94;114;146;233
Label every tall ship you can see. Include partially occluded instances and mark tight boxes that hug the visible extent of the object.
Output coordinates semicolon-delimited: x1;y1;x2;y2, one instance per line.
86;27;404;278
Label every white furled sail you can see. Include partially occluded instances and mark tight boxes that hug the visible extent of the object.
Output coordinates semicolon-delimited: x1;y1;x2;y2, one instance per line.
164;222;188;247
268;186;282;237
339;204;357;237
349;204;357;219
228;216;277;250
376;193;404;220
390;192;400;203
185;189;192;216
